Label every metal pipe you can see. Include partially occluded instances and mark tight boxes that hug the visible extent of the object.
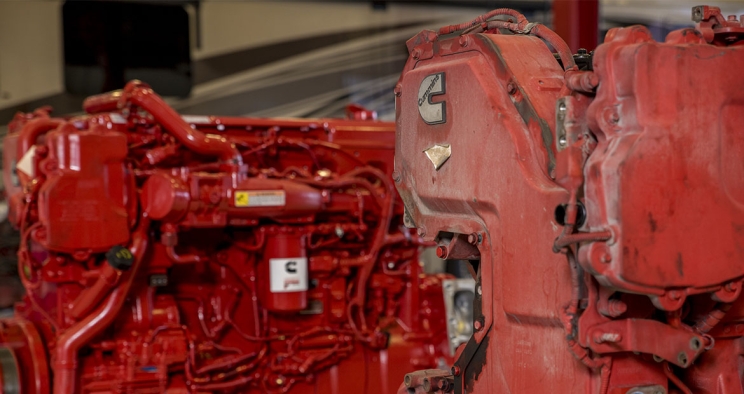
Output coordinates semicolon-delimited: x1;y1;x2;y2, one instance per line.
52;218;150;394
17;118;63;159
67;265;120;319
121;81;242;165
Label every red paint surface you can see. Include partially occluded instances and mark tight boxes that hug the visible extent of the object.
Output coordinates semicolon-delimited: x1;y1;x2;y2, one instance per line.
396;6;744;394
1;82;452;393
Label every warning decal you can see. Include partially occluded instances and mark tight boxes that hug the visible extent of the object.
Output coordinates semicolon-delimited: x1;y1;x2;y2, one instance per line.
234;190;286;207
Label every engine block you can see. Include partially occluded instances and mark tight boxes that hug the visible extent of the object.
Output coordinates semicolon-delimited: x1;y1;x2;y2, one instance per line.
1;81;454;393
395;5;744;394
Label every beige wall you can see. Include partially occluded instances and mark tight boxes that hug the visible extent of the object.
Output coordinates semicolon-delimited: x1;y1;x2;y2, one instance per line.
193;2;471;60
0;0;64;109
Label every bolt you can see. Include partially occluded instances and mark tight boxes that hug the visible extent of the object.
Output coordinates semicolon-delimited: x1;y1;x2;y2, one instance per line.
477;285;482;296
507;82;517;95
558;102;567;116
669;290;681;300
436;245;448;259
653;354;663;363
577;48;588;55
394;84;402;97
412;48;422;60
392;171;402;183
467;233;479;245
725;282;736;292
729;15;738;22
600;253;612;263
417;228;426;237
677;352;688;366
459;35;469;47
451;366;461;376
474;320;482;331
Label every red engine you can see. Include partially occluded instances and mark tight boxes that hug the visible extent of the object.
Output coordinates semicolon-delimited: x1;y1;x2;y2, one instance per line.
395;5;744;394
1;81;453;393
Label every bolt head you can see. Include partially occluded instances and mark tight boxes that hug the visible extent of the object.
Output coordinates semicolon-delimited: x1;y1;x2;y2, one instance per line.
436;245;448;259
474;320;482;331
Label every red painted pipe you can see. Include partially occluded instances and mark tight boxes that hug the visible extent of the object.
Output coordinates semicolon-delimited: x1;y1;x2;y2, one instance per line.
67;265;120;320
53;218;150;394
121;81;243;165
17;118;64;160
82;90;122;114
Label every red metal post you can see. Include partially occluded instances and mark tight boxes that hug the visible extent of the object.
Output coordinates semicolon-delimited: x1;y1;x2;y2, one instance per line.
553;0;599;52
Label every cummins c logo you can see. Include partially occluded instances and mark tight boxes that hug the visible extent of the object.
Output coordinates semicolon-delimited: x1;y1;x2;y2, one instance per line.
418;72;446;124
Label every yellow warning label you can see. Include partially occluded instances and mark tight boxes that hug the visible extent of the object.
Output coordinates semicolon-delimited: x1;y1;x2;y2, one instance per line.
235;191;249;207
234;190;286;207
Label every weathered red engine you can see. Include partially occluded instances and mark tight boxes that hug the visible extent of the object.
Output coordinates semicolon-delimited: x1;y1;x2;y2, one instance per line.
395;5;744;394
0;81;453;393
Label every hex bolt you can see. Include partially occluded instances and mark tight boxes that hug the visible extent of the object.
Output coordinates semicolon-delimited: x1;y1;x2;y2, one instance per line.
459;35;469;47
474;320;482;331
436;245;448;259
507;82;517;95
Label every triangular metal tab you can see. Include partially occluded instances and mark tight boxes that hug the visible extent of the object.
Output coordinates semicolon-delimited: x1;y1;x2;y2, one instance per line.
423;144;451;171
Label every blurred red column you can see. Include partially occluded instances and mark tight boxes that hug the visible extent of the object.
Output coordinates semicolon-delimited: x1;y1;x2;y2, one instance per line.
553;0;599;52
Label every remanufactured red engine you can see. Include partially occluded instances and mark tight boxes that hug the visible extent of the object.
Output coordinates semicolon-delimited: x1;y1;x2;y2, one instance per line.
395;5;744;394
0;81;454;393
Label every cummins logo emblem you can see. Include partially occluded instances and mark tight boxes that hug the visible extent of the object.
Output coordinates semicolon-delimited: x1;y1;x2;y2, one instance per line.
418;72;446;124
